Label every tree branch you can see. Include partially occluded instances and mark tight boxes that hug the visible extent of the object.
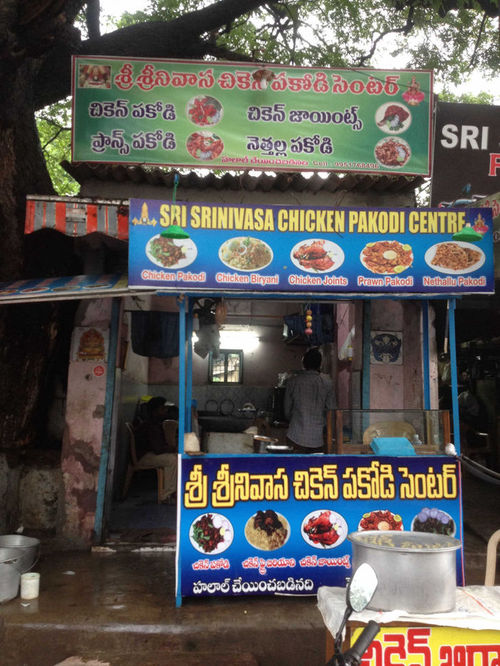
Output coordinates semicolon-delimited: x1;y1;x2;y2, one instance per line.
470;11;488;69
356;7;415;67
34;0;270;109
86;0;101;40
41;124;69;150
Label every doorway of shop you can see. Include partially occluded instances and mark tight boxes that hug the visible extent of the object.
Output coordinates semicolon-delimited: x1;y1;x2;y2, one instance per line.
107;467;177;547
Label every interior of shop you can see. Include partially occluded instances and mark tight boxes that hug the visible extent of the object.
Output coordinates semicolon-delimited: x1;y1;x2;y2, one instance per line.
33;284;499;546
104;292;499;543
106;296;337;542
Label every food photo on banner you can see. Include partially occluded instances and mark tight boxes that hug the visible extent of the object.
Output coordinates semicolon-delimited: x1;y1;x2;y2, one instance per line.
72;56;432;176
128;199;494;295
177;455;462;598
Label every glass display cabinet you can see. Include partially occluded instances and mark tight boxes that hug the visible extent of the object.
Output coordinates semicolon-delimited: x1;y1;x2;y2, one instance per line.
333;409;451;455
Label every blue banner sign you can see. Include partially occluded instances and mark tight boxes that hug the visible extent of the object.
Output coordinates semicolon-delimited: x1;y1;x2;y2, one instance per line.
177;455;463;599
129;199;494;294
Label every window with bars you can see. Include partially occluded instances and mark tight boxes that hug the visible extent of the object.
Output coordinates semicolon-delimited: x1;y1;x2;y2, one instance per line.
208;349;243;384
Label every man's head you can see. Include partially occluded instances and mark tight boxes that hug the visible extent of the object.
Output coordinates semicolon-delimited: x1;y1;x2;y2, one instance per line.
146;396;168;421
302;348;322;371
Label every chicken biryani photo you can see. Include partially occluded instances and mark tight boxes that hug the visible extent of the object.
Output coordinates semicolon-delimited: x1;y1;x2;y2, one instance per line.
244;509;289;551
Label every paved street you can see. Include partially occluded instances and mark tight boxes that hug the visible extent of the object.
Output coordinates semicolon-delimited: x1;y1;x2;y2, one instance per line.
0;473;498;666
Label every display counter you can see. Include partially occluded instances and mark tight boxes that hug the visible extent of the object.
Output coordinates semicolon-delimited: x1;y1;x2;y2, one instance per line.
334;409;451;455
318;585;500;664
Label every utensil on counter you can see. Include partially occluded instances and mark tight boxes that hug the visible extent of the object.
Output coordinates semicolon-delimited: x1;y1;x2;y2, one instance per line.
253;435;279;453
348;530;461;613
0;562;20;603
219;398;234;416
0;535;40;574
204;399;218;414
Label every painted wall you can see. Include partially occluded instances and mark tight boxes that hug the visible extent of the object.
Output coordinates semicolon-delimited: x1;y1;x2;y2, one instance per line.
144;322;307;413
60;298;112;547
369;300;426;410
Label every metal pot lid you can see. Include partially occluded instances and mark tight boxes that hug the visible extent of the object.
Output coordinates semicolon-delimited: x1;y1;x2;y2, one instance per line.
219;398;234;415
204;399;218;414
348;530;461;552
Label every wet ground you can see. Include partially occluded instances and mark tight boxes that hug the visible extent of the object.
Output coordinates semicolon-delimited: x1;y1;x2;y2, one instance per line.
0;472;498;666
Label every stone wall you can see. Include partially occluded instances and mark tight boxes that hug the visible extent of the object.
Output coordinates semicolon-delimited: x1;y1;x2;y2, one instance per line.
0;451;60;534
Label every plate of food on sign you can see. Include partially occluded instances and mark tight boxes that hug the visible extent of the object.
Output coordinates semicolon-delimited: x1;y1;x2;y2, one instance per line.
186;95;223;127
245;509;290;551
411;507;456;536
375;102;412;134
301;509;348;549
360;240;413;274
424;241;485;275
189;512;233;555
358;509;404;531
374;137;411;168
290;238;344;273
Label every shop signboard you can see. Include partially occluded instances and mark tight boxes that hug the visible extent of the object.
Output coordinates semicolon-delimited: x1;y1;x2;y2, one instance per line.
352;626;500;665
72;56;432;176
430;102;500;207
466;191;500;279
177;455;462;599
128;199;495;295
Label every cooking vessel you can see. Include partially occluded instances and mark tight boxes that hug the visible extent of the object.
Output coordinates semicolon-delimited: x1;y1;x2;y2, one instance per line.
253;435;279;453
0;535;40;574
0;562;20;603
266;443;293;454
348;530;461;613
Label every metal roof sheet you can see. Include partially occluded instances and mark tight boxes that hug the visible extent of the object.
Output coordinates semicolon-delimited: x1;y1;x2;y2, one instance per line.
62;161;424;195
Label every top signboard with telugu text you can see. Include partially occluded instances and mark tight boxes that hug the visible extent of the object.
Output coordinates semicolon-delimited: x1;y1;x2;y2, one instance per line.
72;57;433;176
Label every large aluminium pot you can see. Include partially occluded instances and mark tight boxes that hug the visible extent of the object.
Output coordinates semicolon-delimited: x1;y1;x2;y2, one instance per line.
0;563;20;603
0;535;40;574
348;530;461;614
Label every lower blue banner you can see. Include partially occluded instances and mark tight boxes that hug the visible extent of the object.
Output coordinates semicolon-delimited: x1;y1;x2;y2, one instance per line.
177;454;463;598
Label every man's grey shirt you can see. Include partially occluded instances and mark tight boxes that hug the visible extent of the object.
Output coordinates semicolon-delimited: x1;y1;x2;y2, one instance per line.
284;370;334;449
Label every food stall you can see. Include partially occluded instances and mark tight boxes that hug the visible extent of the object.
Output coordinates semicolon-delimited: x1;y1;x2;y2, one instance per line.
127;197;495;606
68;55;495;606
319;583;500;664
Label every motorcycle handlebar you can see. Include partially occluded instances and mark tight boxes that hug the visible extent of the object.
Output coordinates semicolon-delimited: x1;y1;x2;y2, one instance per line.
343;620;380;663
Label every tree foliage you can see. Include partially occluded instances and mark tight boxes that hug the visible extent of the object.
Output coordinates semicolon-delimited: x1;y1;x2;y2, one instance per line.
34;0;499;193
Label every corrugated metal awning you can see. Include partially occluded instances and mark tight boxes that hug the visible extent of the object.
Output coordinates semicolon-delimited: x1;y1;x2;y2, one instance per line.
24;195;129;240
0;274;153;304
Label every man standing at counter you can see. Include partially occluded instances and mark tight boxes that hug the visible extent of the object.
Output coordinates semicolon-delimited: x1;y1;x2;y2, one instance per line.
284;348;334;453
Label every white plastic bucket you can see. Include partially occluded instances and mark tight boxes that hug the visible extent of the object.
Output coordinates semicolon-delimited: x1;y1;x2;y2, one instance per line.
20;572;40;600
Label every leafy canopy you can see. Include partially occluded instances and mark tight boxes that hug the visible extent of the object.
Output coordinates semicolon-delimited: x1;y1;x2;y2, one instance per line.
39;0;499;194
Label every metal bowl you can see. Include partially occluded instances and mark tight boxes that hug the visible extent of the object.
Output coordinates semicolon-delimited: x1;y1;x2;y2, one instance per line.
0;562;20;603
0;535;40;574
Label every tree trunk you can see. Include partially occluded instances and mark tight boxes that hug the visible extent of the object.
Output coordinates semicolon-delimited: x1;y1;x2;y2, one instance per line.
0;59;77;450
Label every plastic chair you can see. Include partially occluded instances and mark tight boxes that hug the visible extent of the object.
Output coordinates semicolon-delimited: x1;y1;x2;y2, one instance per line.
162;419;179;452
122;422;165;504
485;528;500;585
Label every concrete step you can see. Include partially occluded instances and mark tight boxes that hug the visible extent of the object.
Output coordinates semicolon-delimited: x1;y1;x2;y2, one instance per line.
1;647;260;666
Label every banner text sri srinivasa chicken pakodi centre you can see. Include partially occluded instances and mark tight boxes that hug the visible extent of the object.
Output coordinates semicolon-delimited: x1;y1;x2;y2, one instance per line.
128;199;494;294
72;56;432;176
